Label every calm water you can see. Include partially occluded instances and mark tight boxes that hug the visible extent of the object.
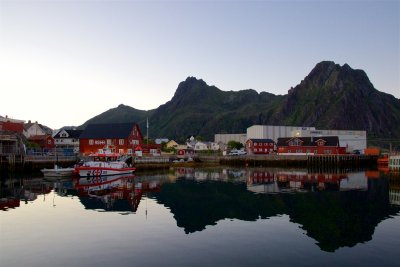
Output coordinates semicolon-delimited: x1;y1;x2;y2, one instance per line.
1;167;399;267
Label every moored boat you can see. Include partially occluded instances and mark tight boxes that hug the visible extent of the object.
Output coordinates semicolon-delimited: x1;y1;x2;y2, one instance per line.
75;153;135;177
41;165;75;177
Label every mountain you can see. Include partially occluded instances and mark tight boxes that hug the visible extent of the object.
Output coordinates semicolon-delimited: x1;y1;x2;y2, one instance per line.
276;61;400;138
78;104;152;132
78;61;400;142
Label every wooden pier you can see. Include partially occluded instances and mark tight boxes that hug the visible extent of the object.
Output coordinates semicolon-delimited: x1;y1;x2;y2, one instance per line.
0;154;78;173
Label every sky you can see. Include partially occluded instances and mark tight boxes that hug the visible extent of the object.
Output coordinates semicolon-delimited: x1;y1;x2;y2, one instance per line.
1;0;399;130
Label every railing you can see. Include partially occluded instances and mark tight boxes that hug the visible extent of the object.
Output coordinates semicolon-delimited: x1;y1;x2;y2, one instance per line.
24;155;77;162
134;157;169;164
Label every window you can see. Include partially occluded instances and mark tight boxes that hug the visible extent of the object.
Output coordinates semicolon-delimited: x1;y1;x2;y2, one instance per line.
264;143;267;146
89;139;94;145
107;139;112;145
289;139;302;146
48;140;52;144
119;149;124;154
132;139;139;145
128;149;132;155
119;139;124;145
254;142;258;146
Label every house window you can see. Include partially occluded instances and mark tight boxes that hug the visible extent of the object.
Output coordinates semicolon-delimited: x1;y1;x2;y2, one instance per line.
119;149;124;154
254;142;258;146
289;139;302;146
119;139;124;145
132;139;139;145
89;139;94;145
48;140;51;144
107;139;112;145
128;149;132;155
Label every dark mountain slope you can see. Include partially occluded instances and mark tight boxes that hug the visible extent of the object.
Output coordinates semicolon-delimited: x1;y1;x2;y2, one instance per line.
148;77;283;140
78;61;400;141
78;104;153;132
276;61;400;138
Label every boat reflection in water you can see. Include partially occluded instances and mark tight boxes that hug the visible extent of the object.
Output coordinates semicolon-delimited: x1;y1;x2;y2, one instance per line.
1;168;399;255
72;174;161;212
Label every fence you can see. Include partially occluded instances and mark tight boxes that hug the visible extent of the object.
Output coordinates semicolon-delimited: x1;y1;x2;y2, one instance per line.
134;157;170;164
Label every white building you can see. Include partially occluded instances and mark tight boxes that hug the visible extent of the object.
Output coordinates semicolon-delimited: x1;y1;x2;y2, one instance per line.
291;129;367;153
246;125;367;153
247;125;315;143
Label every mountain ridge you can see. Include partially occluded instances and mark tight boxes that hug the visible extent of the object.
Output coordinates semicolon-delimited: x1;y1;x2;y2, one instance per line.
78;61;400;143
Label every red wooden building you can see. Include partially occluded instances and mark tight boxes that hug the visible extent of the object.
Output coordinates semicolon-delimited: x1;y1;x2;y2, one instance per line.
79;123;145;156
0;116;24;133
28;134;55;150
277;136;346;155
246;138;275;155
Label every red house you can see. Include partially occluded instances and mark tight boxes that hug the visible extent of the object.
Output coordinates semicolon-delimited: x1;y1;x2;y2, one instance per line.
28;134;55;150
0;116;24;134
79;123;144;156
277;136;346;155
246;139;275;155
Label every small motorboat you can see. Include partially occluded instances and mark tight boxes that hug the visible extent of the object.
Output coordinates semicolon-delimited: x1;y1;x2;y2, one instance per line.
41;165;75;177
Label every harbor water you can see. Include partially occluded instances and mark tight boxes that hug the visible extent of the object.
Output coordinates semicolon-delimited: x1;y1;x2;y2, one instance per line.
1;167;399;267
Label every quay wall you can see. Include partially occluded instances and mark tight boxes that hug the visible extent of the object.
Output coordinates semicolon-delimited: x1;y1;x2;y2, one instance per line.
1;154;378;174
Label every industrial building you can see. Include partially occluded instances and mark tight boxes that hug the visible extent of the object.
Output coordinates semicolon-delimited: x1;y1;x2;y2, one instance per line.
247;125;366;153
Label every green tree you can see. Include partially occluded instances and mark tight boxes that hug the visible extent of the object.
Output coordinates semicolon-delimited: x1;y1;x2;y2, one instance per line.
227;140;243;150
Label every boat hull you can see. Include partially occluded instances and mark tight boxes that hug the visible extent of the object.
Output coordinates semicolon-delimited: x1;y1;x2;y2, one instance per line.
75;166;136;177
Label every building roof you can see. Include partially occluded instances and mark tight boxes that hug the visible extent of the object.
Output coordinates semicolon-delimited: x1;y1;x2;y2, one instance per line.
23;122;53;135
79;123;137;139
277;136;340;147
248;138;275;143
54;129;83;139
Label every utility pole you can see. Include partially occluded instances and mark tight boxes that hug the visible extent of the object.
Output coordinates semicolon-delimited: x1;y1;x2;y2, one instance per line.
146;118;149;147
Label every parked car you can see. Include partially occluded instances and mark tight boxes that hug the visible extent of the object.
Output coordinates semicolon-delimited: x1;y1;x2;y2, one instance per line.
228;149;247;156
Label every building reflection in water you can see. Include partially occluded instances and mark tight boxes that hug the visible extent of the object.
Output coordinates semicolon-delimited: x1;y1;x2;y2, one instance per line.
1;168;399;252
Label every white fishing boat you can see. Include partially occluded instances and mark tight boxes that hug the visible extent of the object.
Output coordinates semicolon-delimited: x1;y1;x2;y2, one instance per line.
75;153;135;177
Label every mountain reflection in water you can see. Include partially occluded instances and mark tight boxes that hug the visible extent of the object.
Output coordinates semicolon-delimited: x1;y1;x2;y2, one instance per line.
1;168;399;253
153;168;400;252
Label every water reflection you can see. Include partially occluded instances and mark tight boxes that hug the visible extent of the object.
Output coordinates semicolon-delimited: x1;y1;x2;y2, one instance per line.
72;174;162;212
156;168;400;252
1;168;399;253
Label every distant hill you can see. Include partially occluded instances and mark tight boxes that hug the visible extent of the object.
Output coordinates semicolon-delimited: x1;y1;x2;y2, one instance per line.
78;104;153;133
78;61;400;144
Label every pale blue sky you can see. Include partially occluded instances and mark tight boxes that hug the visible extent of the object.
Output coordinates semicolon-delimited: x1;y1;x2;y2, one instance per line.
1;0;399;129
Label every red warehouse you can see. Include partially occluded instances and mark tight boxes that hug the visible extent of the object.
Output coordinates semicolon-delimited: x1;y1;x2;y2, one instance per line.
277;136;346;155
79;123;144;155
